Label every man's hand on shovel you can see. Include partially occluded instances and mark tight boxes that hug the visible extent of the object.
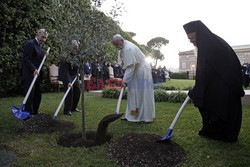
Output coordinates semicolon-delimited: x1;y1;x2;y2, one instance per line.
122;82;127;88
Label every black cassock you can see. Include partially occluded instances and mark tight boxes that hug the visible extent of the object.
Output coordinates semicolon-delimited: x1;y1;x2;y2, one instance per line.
184;20;245;142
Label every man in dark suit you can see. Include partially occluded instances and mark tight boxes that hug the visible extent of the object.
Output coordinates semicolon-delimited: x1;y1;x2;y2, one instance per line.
59;40;81;116
84;62;92;91
21;29;48;116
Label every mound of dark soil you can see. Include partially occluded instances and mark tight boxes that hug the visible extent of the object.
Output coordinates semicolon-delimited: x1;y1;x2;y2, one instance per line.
14;113;75;134
108;133;187;167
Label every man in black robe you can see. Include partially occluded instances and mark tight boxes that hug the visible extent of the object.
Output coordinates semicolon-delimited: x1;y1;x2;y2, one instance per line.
183;20;245;142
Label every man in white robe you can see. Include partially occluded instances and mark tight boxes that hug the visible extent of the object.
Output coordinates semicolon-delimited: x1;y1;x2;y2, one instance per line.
112;34;155;122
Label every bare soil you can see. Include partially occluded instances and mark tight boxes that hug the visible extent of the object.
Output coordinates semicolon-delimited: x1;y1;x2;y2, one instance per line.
57;113;123;148
108;133;187;167
14;113;75;134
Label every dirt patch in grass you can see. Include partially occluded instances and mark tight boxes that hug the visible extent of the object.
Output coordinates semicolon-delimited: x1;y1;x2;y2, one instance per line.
57;131;112;148
108;133;187;167
57;113;123;148
14;113;75;134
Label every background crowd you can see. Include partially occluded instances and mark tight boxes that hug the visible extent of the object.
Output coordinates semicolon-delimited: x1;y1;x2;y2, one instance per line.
82;61;171;88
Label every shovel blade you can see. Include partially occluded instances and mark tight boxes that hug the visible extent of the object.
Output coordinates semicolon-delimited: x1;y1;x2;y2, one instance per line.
156;129;174;142
12;106;30;120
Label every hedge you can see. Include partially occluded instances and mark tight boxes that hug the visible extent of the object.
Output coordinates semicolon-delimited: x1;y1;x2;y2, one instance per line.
102;88;188;103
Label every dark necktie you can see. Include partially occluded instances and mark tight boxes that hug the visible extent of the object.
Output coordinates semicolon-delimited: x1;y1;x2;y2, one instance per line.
38;44;42;56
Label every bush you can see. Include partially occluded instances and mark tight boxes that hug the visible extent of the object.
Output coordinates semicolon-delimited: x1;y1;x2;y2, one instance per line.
154;89;169;102
162;85;179;90
154;83;164;90
168;91;187;103
102;88;127;99
102;88;188;103
170;72;188;79
0;0;60;97
161;85;193;91
0;0;122;97
183;86;193;90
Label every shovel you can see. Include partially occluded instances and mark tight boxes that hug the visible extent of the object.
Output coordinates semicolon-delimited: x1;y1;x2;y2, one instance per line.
12;47;50;120
95;87;124;133
157;96;190;142
53;76;78;119
115;87;124;114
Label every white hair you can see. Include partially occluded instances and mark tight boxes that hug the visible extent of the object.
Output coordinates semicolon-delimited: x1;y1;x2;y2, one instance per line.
71;39;80;46
37;29;48;35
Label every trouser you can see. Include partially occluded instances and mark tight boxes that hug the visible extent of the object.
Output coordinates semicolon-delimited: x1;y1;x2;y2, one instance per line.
243;75;249;88
23;77;41;115
63;79;80;113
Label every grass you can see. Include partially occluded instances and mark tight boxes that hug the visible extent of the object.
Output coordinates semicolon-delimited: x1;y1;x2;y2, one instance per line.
1;90;250;167
162;79;195;90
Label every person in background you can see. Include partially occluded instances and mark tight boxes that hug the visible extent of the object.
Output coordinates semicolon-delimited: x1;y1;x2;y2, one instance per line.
59;40;81;116
242;63;250;88
112;61;119;78
108;63;114;79
21;29;48;117
183;20;244;142
84;61;92;91
112;34;155;123
102;61;110;85
151;65;158;83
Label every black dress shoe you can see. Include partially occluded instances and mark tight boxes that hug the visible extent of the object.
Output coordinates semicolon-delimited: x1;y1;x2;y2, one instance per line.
71;109;81;112
121;117;127;121
64;112;73;116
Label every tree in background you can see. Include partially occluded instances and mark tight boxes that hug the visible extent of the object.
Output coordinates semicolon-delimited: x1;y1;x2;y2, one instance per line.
0;0;124;96
147;37;169;66
152;49;164;66
49;0;124;139
0;0;126;141
126;31;136;38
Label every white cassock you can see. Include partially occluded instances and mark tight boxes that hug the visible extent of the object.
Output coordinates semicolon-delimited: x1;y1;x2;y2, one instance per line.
120;40;155;122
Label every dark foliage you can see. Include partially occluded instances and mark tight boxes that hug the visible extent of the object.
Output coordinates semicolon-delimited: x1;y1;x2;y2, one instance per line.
102;88;128;99
0;0;61;97
154;89;169;102
170;72;189;79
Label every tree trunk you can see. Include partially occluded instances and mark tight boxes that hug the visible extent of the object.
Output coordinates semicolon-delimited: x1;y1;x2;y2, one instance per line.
155;59;158;67
80;64;86;140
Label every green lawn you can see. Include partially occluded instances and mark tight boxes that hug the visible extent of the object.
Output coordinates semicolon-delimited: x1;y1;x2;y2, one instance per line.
1;91;250;167
164;79;195;88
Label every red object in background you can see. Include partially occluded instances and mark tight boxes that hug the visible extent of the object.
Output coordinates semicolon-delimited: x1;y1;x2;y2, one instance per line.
86;77;123;90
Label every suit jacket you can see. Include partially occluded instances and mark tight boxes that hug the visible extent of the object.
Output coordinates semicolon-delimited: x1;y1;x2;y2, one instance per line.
84;63;92;75
59;59;79;85
21;38;43;80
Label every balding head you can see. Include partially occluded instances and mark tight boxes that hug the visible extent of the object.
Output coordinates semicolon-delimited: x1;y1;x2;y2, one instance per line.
112;34;124;50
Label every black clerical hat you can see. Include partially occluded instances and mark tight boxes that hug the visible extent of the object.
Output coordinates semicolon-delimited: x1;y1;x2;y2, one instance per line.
183;20;201;34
